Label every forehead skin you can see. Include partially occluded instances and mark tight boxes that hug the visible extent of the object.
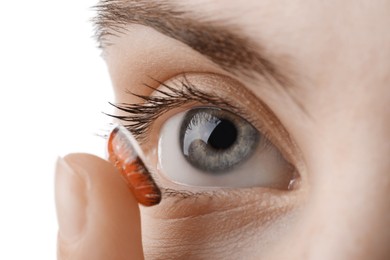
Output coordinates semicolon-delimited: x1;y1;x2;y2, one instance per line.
101;0;390;259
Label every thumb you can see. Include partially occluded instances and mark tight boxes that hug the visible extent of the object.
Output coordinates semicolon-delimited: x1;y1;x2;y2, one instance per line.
55;153;144;260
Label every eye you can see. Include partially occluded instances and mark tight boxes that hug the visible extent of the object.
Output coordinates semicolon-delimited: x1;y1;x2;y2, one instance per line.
108;73;300;191
158;106;295;189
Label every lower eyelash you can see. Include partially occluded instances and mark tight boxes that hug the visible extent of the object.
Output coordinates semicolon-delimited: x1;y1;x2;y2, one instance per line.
161;188;217;200
105;76;238;143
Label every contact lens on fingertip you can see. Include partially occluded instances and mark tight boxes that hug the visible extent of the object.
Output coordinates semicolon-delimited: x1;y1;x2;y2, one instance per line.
107;125;161;206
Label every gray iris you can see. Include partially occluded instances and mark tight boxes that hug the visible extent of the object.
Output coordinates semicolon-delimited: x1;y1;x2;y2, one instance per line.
180;107;259;173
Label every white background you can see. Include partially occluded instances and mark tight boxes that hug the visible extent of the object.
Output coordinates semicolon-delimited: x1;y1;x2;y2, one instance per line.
0;1;113;258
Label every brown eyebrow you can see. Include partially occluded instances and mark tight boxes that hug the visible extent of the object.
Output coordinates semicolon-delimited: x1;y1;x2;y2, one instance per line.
93;0;291;86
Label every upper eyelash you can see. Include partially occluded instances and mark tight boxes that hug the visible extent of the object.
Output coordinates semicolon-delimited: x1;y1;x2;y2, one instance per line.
106;77;238;142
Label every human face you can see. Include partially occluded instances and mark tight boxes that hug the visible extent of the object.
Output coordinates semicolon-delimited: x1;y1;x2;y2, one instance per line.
96;0;390;259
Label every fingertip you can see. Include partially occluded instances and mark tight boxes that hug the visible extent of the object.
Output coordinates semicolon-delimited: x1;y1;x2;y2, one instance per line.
56;153;144;259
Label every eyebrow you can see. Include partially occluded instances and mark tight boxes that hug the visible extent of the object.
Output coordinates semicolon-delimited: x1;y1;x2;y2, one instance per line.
94;0;290;86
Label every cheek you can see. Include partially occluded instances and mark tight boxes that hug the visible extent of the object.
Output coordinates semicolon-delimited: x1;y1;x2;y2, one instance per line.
140;211;253;258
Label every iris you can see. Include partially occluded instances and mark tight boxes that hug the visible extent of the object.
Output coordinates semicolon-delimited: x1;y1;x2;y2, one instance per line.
180;107;259;173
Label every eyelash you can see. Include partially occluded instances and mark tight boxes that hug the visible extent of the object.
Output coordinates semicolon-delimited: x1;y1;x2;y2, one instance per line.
106;77;242;143
162;187;217;199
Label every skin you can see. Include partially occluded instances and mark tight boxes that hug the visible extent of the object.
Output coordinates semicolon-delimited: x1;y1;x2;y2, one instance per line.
55;0;390;259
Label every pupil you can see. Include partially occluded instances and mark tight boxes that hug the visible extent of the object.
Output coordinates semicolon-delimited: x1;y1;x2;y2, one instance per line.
207;119;237;150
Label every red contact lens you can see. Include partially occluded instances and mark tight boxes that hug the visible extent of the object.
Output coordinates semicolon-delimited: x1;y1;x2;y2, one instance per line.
107;125;161;206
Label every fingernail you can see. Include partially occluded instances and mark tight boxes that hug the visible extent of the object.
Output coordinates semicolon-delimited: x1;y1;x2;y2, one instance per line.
55;157;87;242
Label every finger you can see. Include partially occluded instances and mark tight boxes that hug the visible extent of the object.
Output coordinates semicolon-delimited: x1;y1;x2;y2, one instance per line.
55;153;144;260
